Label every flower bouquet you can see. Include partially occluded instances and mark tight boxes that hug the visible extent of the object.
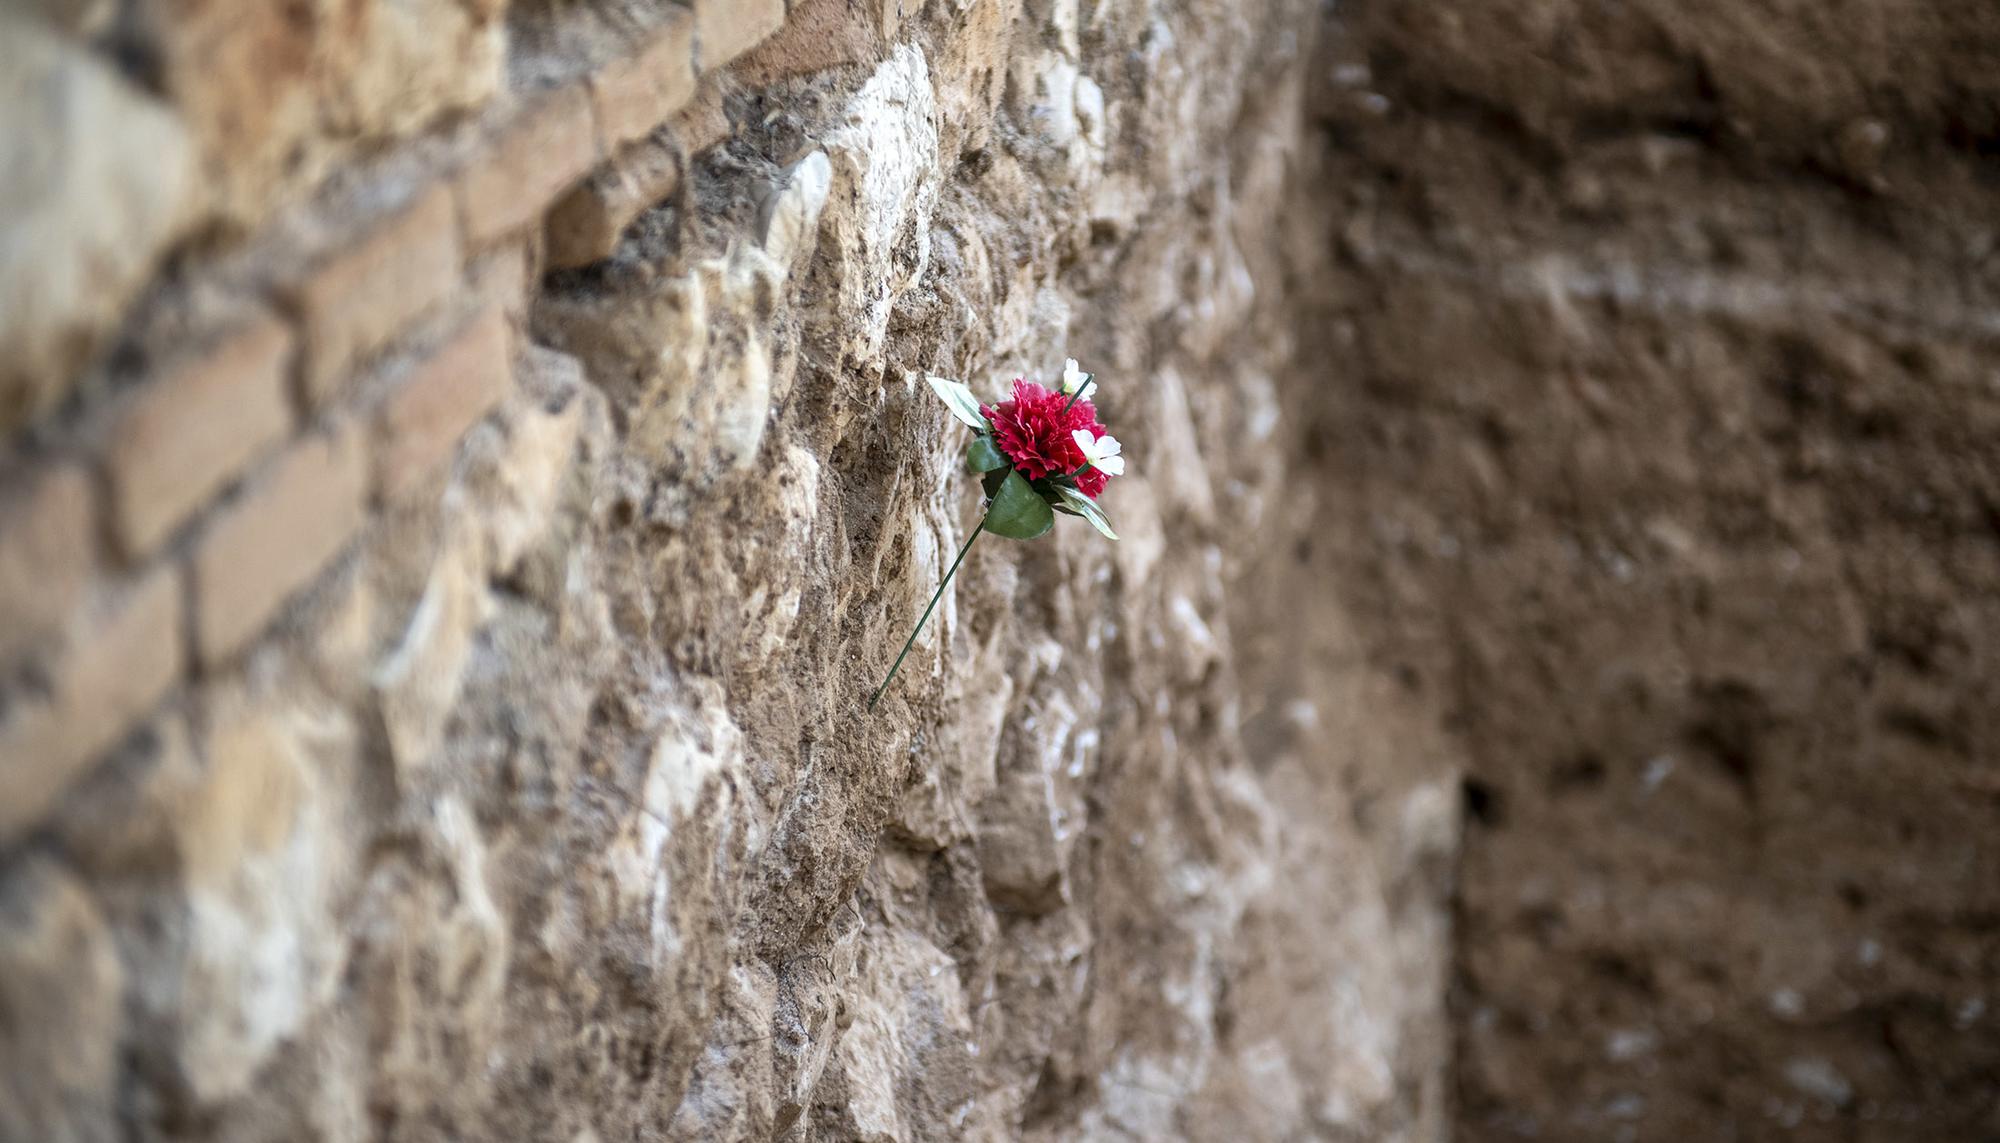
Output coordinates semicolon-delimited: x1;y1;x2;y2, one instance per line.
870;360;1125;709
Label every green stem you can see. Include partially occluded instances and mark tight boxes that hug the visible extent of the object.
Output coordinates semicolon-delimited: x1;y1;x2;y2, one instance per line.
1060;389;1084;416
869;516;986;711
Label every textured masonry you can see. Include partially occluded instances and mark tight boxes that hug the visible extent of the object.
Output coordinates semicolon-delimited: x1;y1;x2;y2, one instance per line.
289;187;463;406
0;2;1458;1140
106;316;295;558
0;566;181;844
0;465;95;663
373;308;514;501
0;0;781;841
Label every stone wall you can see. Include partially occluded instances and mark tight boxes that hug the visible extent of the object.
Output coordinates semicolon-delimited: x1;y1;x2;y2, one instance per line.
0;2;1456;1140
1300;1;2000;1139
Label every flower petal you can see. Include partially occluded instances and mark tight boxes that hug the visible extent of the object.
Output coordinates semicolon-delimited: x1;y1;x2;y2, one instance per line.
1096;455;1126;476
1071;428;1097;453
1096;435;1121;458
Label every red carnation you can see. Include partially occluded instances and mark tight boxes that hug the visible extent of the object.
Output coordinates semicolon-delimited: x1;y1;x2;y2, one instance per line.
875;364;1124;709
983;380;1112;498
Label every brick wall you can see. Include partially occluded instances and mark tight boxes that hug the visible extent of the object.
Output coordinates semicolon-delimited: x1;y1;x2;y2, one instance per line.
0;0;852;847
0;3;1459;1141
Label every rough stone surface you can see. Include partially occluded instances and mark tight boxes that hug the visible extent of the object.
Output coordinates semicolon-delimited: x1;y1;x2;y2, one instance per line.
3;1;1458;1140
0;857;124;1143
1306;1;2000;1139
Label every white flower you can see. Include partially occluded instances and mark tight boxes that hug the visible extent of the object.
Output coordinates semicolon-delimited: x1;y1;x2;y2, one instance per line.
1060;357;1097;401
1071;429;1125;476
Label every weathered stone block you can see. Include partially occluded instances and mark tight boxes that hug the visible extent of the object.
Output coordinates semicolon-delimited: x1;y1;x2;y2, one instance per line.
758;151;832;273
168;684;365;1104
106;315;295;559
0;857;123;1143
0;15;197;434
591;11;698;150
374;308;513;501
475;345;591;573
695;0;785;70
373;523;492;781
192;424;367;668
0;565;182;844
455;87;599;248
0;463;96;665
288;186;461;406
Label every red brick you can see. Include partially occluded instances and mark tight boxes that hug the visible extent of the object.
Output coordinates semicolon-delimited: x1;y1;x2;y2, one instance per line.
455;87;600;249
591;12;697;150
736;0;884;86
0;565;182;844
672;79;733;158
191;423;367;668
0;463;97;664
546;140;682;269
374;308;513;501
106;315;295;558
288;187;461;406
695;0;784;70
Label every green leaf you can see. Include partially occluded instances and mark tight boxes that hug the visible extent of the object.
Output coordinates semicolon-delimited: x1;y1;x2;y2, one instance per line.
925;375;988;429
965;435;1008;472
1054;485;1118;540
984;470;1055;540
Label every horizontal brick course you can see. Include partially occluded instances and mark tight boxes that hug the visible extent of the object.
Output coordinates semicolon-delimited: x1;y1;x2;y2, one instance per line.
288;187;461;406
696;0;785;70
0;565;182;844
106;315;295;559
0;463;96;664
455;87;600;249
374;308;514;501
592;12;698;151
191;424;368;669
